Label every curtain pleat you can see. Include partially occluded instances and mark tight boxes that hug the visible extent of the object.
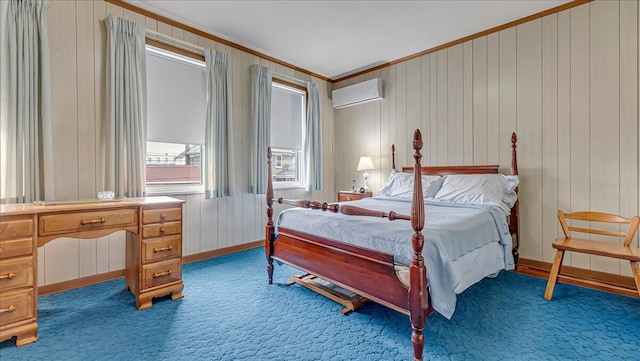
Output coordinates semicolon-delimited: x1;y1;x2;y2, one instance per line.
304;81;322;191
0;0;53;203
103;14;146;198
204;49;234;198
250;64;272;194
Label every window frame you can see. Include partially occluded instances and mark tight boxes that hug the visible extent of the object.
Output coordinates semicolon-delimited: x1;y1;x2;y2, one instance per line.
144;41;207;196
270;79;307;190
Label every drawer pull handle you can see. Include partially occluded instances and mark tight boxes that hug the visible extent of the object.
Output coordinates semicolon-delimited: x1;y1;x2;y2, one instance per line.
0;272;16;280
160;213;167;219
80;217;106;225
159;227;166;233
0;305;16;314
153;245;173;253
153;270;172;278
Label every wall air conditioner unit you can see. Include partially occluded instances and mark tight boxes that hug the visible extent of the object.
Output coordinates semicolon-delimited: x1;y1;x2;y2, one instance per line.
332;78;384;109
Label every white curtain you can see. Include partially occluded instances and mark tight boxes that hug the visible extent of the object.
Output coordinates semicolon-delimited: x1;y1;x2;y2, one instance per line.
250;64;272;194
0;0;54;203
204;49;234;198
304;81;322;191
103;14;147;198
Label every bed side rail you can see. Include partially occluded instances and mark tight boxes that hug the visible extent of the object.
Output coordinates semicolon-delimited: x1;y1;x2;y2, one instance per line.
272;198;411;221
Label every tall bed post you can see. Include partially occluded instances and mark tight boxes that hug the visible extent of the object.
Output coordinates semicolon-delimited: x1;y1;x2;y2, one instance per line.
266;147;275;284
509;133;520;266
408;130;428;361
392;144;396;171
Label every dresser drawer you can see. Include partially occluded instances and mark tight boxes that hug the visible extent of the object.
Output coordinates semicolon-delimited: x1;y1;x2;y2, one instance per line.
39;208;138;236
0;257;33;292
142;258;182;289
141;235;182;264
338;191;373;202
0;289;35;326
142;221;181;238
0;218;34;240
143;208;181;224
0;238;33;259
338;193;356;202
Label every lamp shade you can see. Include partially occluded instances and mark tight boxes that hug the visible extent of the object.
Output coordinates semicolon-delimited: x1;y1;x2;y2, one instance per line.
357;156;374;171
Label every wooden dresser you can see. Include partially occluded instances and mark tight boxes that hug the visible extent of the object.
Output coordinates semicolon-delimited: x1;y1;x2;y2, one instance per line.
0;196;185;347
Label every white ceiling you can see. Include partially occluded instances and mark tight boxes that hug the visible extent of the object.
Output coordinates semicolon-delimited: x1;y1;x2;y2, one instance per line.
127;0;571;80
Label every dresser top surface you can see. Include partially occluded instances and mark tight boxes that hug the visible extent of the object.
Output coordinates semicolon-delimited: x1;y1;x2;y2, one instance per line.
0;196;184;216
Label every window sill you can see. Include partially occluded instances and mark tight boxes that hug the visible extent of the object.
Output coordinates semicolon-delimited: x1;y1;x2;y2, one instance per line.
272;184;306;191
146;184;204;196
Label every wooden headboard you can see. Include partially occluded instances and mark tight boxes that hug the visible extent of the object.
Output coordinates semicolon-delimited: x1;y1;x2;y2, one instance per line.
395;132;519;178
401;165;499;175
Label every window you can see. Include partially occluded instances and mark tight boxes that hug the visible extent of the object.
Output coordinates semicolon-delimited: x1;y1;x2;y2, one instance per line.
146;142;201;184
270;81;306;188
145;45;206;193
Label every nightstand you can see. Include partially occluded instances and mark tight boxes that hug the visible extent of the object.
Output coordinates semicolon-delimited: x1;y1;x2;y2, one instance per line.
338;191;373;202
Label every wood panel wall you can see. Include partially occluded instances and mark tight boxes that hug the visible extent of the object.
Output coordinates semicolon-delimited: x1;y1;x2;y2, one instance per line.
334;0;639;277
40;0;335;286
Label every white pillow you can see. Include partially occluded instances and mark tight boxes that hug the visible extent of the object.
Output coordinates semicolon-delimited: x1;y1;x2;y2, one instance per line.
503;175;519;208
434;174;519;214
379;172;444;200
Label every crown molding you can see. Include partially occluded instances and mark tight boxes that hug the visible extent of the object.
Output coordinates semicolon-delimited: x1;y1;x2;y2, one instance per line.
107;0;591;84
332;0;592;83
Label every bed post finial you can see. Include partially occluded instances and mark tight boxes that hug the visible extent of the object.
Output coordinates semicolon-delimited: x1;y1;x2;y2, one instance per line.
409;128;427;361
412;129;423;154
266;147;274;284
392;144;396;171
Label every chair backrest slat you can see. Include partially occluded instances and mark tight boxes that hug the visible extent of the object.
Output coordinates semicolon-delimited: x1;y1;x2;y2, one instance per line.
566;226;626;238
558;210;640;246
564;211;631;224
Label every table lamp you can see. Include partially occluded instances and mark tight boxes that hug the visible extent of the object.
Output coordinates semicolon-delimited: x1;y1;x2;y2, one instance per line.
357;156;374;191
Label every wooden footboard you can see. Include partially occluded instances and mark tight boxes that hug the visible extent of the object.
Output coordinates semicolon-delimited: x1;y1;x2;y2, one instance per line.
273;227;410;314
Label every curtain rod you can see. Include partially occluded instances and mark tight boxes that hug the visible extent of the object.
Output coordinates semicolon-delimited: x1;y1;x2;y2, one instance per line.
146;29;204;55
273;72;307;87
146;29;307;86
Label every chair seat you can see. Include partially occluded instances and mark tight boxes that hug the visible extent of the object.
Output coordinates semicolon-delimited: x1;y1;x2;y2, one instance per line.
552;237;640;262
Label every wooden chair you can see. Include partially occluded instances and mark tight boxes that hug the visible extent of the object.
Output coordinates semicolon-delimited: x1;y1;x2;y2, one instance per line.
544;210;640;300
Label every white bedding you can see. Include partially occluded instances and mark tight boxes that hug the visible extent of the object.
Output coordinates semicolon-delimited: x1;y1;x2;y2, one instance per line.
394;240;505;293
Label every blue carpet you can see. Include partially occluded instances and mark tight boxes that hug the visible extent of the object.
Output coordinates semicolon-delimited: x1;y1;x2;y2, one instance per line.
1;247;639;360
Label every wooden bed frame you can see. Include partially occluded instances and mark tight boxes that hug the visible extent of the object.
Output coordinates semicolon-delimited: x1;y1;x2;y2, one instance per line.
265;129;519;361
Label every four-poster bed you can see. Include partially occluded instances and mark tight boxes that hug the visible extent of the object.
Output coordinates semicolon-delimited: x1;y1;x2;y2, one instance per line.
264;129;519;360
